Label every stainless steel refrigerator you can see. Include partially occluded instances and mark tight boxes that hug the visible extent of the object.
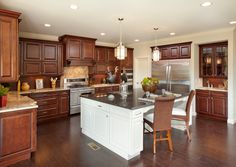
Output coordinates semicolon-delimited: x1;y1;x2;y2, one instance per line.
152;59;190;93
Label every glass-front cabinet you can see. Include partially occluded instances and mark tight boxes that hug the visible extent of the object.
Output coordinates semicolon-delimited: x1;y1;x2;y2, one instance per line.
199;42;228;78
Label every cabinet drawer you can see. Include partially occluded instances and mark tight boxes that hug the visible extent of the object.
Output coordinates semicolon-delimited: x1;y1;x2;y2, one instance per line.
38;107;58;117
211;91;227;97
38;103;58;111
37;97;58;106
31;92;58;98
112;86;119;91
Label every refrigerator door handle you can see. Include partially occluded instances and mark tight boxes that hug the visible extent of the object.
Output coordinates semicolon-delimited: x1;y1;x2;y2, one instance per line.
165;65;168;86
168;65;172;91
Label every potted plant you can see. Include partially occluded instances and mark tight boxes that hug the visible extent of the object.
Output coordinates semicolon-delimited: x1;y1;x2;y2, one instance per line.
141;77;159;93
0;84;9;107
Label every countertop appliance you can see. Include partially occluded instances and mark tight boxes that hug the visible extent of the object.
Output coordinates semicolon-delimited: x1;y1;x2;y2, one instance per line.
64;77;95;115
152;59;190;93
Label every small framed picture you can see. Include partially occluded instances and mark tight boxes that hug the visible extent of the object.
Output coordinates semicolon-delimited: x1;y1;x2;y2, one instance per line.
35;79;44;89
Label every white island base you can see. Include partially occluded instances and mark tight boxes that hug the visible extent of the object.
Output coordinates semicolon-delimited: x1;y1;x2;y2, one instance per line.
81;97;154;160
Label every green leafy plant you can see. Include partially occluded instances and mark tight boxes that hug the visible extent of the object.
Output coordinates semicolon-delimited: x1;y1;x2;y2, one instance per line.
141;77;159;86
0;84;9;96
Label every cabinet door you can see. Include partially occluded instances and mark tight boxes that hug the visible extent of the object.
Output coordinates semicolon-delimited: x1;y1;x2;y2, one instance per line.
170;46;179;59
211;92;227;118
59;91;69;114
196;90;211;115
81;102;94;133
180;44;191;58
95;64;107;74
107;48;116;63
95;47;107;63
24;41;41;61
160;47;170;60
23;62;41;75
42;43;57;61
199;46;214;77
94;108;109;144
110;113;129;153
126;49;133;68
132;117;143;153
0;15;18;82
82;40;95;60
67;39;81;59
214;45;227;78
42;62;58;75
0;112;35;157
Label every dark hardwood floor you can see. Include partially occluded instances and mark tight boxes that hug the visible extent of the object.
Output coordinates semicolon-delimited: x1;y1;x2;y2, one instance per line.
10;115;236;167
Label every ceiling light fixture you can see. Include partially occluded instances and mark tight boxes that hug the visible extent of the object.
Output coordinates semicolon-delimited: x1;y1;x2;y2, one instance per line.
100;32;106;36
134;39;140;42
44;23;51;27
229;21;236;25
70;4;78;10
114;18;127;60
201;2;212;7
170;32;176;36
152;28;161;62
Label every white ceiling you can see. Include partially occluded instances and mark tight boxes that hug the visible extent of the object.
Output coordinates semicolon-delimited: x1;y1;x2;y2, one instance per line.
1;0;236;44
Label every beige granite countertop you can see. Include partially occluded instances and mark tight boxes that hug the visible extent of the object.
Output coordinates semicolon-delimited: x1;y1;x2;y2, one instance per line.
19;87;69;94
90;84;120;88
196;87;228;92
0;92;38;113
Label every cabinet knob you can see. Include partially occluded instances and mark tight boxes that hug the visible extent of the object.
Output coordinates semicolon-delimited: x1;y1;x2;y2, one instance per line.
106;115;109;118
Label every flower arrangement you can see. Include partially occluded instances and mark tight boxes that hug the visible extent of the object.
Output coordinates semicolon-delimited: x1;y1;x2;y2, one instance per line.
141;77;159;93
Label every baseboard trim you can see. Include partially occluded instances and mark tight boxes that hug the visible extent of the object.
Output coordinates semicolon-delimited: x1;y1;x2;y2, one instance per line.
227;119;236;124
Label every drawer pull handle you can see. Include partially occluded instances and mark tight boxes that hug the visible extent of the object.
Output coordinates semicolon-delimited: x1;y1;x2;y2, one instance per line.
98;105;102;107
42;111;48;114
136;112;141;116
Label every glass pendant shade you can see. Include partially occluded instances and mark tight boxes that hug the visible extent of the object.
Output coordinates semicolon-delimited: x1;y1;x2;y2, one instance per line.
115;42;127;60
152;47;160;61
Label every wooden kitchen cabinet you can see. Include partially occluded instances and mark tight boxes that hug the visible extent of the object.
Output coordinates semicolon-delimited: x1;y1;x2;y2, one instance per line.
20;38;63;76
196;89;227;121
0;108;37;167
95;46;107;63
0;9;21;82
199;42;228;78
94;85;119;93
28;90;69;122
152;42;191;60
59;35;96;66
120;48;134;69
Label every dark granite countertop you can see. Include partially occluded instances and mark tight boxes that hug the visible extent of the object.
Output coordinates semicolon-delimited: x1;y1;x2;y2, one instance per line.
81;88;188;110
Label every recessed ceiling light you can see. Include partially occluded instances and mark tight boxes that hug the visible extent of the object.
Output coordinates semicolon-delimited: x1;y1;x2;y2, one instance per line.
134;39;140;42
201;2;212;7
229;21;236;25
70;4;78;10
170;32;176;36
44;24;51;27
100;33;106;36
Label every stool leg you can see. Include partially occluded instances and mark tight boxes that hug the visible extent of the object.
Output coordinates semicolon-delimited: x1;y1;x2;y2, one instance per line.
153;131;157;154
167;130;173;152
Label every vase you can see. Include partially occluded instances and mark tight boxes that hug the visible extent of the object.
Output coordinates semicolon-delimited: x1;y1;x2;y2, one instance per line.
21;82;30;91
0;95;7;107
142;84;157;93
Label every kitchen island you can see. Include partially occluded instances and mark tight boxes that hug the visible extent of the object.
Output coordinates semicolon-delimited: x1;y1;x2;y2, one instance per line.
81;89;187;160
0;93;38;167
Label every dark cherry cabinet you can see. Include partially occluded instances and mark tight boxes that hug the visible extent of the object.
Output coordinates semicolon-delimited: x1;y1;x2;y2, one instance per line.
94;85;119;93
199;42;228;78
95;47;106;63
152;42;191;60
107;47;116;63
28;90;69;122
0;9;21;82
196;89;227;121
120;48;133;69
0;108;37;167
20;38;63;76
59;35;96;66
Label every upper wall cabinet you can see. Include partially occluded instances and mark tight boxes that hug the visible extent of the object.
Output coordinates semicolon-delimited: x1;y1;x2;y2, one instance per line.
151;42;192;60
59;35;96;66
199;42;228;78
120;48;134;69
20;38;63;76
0;9;21;83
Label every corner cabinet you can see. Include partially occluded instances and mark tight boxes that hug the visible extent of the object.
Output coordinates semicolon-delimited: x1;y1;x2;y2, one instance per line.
81;98;143;160
199;42;228;78
0;9;21;82
196;89;227;121
151;42;191;60
59;35;96;66
20;38;63;76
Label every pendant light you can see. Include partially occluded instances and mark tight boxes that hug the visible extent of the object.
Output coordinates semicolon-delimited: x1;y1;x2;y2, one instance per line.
115;18;127;60
152;28;161;61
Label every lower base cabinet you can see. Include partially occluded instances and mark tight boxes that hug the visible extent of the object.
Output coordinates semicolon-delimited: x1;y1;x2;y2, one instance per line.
94;85;119;94
81;98;143;160
24;90;69;122
0;109;37;167
196;89;227;121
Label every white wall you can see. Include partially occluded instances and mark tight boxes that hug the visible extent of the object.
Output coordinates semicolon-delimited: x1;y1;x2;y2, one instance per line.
128;27;236;124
